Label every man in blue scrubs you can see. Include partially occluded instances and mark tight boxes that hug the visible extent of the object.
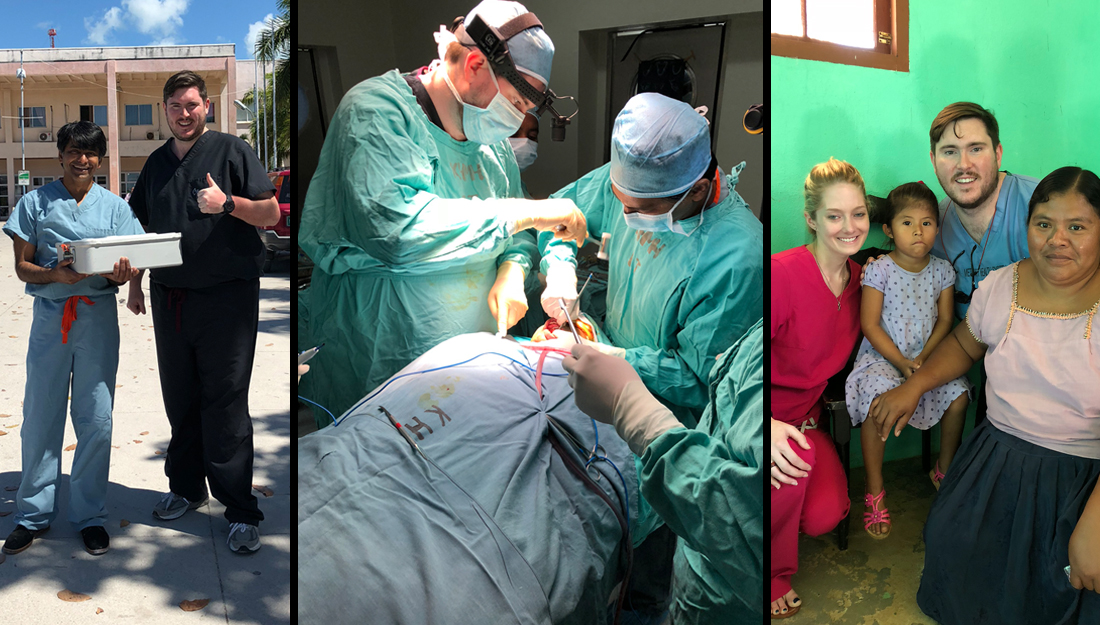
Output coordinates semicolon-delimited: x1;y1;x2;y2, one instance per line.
1;121;143;556
927;102;1038;424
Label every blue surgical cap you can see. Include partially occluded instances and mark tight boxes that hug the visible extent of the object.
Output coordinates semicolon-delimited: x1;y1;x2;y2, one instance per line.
610;93;712;198
464;0;555;87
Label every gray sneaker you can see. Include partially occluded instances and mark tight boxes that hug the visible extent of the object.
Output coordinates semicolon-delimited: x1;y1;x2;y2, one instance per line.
227;523;260;554
152;492;208;520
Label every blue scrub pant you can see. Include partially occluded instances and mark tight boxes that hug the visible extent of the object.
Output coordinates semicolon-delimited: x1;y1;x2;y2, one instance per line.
16;294;119;531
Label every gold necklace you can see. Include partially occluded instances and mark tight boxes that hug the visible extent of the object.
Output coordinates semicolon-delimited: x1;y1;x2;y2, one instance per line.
811;243;844;310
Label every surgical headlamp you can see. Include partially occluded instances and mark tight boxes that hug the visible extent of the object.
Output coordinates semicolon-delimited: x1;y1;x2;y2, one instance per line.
457;14;578;141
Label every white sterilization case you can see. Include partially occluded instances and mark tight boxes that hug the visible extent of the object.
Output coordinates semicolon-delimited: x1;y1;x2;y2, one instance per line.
56;232;183;274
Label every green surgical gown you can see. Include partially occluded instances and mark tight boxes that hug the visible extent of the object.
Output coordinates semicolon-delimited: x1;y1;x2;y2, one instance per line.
641;320;764;624
298;70;536;423
541;162;763;426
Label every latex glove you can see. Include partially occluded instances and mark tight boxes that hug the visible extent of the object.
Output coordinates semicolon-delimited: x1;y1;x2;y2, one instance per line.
541;334;626;358
511;198;588;246
487;261;528;336
562;344;681;455
540;264;578;323
298;364;309;384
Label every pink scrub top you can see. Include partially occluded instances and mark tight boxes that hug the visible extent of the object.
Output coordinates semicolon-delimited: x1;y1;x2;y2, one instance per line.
966;262;1100;459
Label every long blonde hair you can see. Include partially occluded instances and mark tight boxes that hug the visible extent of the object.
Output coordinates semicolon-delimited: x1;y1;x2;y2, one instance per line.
804;158;868;237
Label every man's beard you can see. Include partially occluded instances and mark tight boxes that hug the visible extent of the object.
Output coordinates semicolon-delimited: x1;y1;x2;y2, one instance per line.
170;117;206;142
948;171;998;209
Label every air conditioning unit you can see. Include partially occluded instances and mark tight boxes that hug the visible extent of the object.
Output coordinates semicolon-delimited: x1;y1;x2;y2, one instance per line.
39;131;52;142
146;131;157;140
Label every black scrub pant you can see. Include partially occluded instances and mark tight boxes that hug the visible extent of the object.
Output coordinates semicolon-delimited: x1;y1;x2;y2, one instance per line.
151;278;264;526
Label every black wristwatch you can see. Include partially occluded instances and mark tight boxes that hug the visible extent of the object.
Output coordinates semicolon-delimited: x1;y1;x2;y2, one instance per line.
222;197;235;215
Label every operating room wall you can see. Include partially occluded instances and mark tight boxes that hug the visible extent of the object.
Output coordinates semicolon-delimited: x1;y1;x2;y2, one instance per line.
382;0;764;214
299;0;397;100
771;0;1100;467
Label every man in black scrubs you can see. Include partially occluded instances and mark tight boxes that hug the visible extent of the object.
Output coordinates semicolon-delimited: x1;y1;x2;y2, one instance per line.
126;71;279;554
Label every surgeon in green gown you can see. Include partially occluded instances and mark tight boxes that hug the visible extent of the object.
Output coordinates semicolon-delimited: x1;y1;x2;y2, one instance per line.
298;0;588;425
563;319;764;624
538;92;763;429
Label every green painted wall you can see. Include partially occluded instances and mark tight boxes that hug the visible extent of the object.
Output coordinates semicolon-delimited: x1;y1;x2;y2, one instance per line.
771;1;1100;469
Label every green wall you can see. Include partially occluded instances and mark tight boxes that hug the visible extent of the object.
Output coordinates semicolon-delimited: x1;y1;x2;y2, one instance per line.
771;0;1100;468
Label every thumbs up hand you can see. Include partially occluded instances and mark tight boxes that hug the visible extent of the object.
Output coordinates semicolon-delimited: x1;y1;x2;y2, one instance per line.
197;173;228;214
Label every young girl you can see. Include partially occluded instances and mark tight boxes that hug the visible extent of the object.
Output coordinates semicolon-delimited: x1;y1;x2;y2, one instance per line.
845;182;972;539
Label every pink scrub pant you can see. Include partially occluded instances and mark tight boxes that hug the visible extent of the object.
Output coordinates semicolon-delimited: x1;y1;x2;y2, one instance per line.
770;425;850;602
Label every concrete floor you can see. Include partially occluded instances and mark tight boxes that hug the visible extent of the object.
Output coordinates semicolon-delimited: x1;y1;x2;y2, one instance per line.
785;456;940;624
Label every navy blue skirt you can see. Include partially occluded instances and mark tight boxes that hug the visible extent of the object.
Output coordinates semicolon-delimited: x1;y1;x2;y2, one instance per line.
917;419;1100;624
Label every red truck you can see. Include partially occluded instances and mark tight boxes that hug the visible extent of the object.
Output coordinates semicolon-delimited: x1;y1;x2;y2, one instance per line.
259;169;291;271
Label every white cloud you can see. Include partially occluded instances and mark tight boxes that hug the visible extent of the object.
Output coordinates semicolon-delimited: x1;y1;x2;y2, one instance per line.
84;0;190;45
124;0;189;37
85;7;124;45
244;14;273;59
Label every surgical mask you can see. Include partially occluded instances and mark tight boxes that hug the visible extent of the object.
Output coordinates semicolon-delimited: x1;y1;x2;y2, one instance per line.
622;180;711;236
507;137;538;171
442;63;525;145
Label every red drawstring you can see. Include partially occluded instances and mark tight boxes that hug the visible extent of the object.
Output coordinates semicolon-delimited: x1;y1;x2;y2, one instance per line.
520;344;572;401
167;288;186;333
61;296;95;344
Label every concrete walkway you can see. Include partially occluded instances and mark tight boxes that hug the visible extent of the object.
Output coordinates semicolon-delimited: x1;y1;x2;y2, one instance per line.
0;231;291;624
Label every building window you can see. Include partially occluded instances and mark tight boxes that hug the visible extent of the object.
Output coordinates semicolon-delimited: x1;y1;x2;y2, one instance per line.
206;102;215;123
95;175;108;189
125;104;153;126
32;176;55;188
771;0;909;72
121;172;141;196
20;107;46;128
80;105;109;126
0;175;7;210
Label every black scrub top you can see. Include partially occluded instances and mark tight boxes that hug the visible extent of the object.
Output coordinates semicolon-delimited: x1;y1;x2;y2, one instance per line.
129;130;276;289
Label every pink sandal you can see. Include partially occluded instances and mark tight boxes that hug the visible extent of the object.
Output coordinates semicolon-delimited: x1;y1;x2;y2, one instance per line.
930;462;946;490
864;490;891;539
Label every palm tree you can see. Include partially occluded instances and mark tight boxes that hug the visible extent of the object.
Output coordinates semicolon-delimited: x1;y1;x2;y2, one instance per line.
244;0;289;169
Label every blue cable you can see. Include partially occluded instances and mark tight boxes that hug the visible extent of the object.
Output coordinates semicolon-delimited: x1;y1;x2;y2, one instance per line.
336;350;568;427
586;452;630;533
298;395;337;426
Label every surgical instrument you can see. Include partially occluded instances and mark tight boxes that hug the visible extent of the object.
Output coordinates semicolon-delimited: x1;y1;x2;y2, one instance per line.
559;297;582;345
298;344;324;366
380;406;425;458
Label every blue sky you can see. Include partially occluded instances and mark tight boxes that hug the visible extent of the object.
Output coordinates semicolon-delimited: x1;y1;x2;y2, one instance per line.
1;0;279;59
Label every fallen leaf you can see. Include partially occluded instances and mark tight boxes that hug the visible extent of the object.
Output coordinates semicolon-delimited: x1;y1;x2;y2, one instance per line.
252;484;274;497
265;343;273;346
57;589;91;602
111;445;120;449
140;431;149;435
133;440;143;444
154;451;165;455
179;599;210;612
64;444;76;451
0;431;6;436
3;486;16;492
96;608;103;614
7;336;16;338
6;424;18;429
115;385;122;389
0;511;11;517
149;368;154;371
0;414;9;417
119;519;130;528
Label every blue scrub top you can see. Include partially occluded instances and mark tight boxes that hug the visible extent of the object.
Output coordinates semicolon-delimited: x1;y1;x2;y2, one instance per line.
931;172;1037;321
3;180;145;300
